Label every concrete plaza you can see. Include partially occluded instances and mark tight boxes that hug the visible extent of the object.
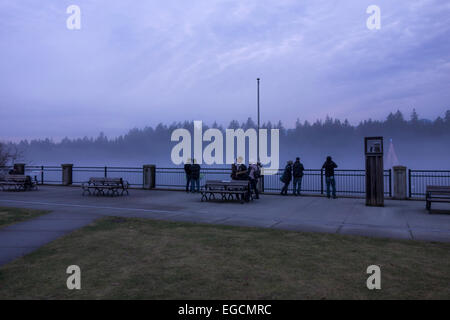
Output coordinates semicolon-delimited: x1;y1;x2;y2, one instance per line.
0;186;449;265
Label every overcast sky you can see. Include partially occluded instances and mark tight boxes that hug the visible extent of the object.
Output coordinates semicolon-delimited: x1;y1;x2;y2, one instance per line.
1;0;449;141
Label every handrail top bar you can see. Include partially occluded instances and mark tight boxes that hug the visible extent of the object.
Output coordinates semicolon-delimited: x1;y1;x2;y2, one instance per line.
410;170;450;172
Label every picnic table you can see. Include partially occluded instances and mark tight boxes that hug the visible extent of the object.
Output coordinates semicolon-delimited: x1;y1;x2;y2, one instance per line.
0;174;38;191
201;180;252;204
82;177;130;196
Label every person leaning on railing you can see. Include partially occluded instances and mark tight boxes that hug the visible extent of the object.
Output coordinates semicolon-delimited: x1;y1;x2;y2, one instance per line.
190;159;201;193
280;161;293;195
184;158;192;193
292;157;305;196
322;156;338;199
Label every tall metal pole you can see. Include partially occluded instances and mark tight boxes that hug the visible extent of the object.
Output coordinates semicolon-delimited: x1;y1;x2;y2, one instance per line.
257;78;260;163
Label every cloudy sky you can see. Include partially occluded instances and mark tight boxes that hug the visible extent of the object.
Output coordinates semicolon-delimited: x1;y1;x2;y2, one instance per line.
1;0;449;141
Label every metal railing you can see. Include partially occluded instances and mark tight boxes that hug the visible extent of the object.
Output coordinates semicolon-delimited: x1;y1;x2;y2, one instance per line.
155;167;391;197
156;167;231;190
1;165;393;197
72;166;143;187
408;170;450;198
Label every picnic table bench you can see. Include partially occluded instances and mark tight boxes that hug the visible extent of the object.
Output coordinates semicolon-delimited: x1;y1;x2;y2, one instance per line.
82;177;130;196
201;180;252;204
426;185;450;212
0;174;37;191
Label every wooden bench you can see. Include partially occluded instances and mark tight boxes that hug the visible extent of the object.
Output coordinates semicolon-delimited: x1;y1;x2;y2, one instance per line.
0;175;37;191
82;177;129;196
426;185;450;212
201;180;252;204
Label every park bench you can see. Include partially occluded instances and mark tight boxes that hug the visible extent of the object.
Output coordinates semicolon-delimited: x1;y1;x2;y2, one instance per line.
0;174;37;191
426;185;450;212
201;180;252;204
82;177;129;196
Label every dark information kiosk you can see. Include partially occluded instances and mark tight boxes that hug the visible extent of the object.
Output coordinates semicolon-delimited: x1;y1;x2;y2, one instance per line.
365;137;384;206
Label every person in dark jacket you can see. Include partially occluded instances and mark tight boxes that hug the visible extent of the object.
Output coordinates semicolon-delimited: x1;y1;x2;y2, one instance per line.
292;157;305;196
322;156;338;199
190;159;201;193
231;161;237;180
235;156;248;181
280;161;293;195
184;158;192;192
232;157;249;200
248;161;260;199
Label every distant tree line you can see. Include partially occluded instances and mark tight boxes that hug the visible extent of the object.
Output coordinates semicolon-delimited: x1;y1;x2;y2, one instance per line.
2;109;450;168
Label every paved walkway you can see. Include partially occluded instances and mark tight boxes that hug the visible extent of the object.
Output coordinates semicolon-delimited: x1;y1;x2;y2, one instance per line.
1;186;450;266
0;210;100;265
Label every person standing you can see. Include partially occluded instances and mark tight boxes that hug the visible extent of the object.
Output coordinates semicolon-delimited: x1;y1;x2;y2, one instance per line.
322;156;338;199
280;160;293;195
231;160;237;180
190;159;201;193
292;157;305;196
235;156;248;181
184;158;192;192
248;161;260;199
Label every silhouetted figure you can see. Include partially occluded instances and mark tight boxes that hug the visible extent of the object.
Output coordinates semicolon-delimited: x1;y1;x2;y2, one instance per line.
280;161;293;195
235;158;248;181
292;157;305;196
248;162;260;200
322;156;338;199
231;162;237;180
233;156;248;200
190;159;201;193
184;158;192;192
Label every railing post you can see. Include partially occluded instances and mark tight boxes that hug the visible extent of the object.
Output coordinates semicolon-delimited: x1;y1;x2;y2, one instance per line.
393;166;406;200
61;164;73;186
143;165;156;189
389;169;392;197
104;166;107;178
41;165;44;185
320;169;324;194
408;169;412;198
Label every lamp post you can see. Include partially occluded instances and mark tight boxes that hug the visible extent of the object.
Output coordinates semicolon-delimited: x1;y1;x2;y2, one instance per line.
257;78;260;163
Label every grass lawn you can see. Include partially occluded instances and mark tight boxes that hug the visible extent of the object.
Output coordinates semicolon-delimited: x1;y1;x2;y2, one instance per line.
0;206;48;229
0;216;449;299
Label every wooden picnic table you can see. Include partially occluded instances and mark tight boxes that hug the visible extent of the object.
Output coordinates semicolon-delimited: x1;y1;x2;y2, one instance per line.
201;180;252;204
82;177;130;197
0;174;37;192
